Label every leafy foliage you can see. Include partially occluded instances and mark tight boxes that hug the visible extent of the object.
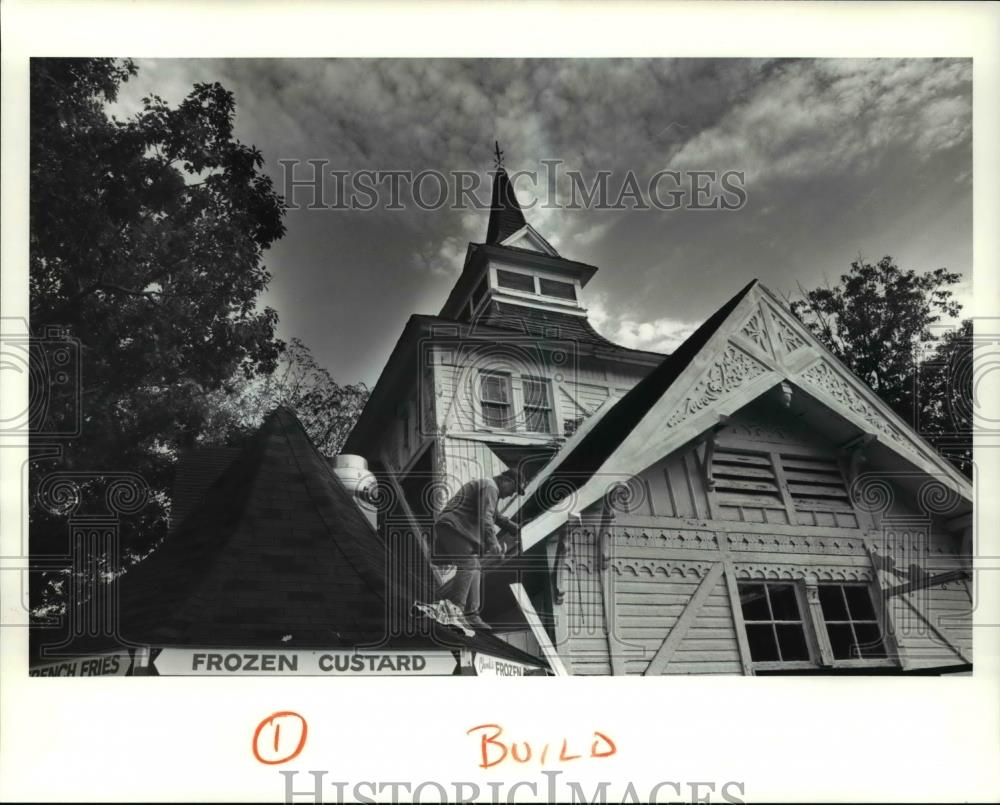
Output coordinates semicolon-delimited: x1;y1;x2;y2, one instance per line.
29;58;288;611
791;256;970;476
199;337;370;457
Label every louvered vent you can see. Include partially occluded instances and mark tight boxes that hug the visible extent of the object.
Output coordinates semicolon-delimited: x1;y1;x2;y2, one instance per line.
779;453;855;524
711;448;787;523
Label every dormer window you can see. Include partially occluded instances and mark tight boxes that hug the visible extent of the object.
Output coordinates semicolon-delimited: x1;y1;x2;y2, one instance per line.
491;267;580;306
538;278;576;301
496;269;535;293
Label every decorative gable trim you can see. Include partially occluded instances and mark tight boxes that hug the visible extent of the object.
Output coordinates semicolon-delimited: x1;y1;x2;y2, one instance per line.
519;281;971;552
501;224;559;257
665;344;770;428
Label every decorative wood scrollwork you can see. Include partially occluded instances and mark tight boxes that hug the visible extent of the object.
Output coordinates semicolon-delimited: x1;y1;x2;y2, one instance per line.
734;564;874;582
666;344;769;427
727;532;867;556
616;528;719;551
611;559;714;578
740;309;772;355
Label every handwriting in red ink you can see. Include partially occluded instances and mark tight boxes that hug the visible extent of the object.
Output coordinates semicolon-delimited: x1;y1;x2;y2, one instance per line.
253;711;308;765
466;724;616;768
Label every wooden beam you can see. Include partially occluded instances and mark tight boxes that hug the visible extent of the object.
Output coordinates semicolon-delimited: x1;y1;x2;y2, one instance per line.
803;583;835;666
510;582;570;676
886;569;971;597
595;497;626;676
863;539;910;671
722;557;754;676
643;562;725;676
768;450;798;525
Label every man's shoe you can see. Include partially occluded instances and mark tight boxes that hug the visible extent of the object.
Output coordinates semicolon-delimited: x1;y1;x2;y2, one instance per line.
463;613;492;631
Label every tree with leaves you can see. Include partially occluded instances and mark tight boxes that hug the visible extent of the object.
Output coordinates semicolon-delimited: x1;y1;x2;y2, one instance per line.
791;255;971;476
198;337;370;457
29;58;288;612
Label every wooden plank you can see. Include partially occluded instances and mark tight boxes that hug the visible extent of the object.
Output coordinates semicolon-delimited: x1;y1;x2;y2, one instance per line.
713;452;773;467
714;478;781;494
714;493;785;509
898;592;970;664
787;482;850;498
783;468;845;484
723;558;754;675
713;465;777;480
610;513;865;538
510;582;570;676
778;453;841;467
683;451;703;519
661;661;743;674
886;569;971;597
643;563;725;676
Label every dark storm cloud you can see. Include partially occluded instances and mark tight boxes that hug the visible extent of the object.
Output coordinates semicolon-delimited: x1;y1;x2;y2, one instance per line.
111;58;972;382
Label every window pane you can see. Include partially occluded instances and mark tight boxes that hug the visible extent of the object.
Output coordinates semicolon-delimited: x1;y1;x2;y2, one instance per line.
819;585;849;621
853;623;888;658
826;623;856;659
497;270;535;293
539;278;576;301
480;373;510;403
844;585;877;621
523;378;548;407
482;403;510;428
776;624;810;661
768;584;800;620
739;584;770;621
746;624;780;662
525;407;551;433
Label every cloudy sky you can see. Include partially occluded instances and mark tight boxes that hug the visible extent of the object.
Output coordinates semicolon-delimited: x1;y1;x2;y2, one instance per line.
112;58;972;386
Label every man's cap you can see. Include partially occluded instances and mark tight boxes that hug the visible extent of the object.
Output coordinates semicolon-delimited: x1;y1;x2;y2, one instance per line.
497;468;526;495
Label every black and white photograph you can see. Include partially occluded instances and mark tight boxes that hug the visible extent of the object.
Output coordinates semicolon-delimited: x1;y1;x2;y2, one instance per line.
2;2;999;803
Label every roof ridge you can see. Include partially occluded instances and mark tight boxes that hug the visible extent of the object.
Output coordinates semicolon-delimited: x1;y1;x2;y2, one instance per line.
514;278;759;524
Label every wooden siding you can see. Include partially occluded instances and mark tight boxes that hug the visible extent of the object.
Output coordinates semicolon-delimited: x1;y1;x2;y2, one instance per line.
433;346;650;436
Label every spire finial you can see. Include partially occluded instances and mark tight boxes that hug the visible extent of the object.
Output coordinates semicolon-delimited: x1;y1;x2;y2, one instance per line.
493;140;505;170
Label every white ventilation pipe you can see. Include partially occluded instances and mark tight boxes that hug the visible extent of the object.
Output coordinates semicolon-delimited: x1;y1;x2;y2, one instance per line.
331;455;378;525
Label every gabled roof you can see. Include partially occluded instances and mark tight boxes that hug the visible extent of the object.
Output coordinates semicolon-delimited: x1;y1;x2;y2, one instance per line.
516;280;973;550
486;168;529;246
500;223;559;256
514;279;757;529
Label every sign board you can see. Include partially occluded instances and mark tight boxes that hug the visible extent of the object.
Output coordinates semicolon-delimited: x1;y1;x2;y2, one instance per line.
150;649;459;676
473;651;532;677
29;653;134;677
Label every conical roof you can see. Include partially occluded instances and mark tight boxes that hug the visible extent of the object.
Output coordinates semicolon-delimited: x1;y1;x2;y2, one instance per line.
485;168;528;244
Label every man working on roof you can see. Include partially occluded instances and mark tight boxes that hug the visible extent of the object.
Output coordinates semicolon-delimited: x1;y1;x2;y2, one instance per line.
433;469;524;631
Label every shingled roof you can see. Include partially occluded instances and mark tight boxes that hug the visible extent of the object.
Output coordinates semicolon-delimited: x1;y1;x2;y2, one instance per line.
117;408;392;648
478;300;622;348
486;168;528;245
112;407;548;668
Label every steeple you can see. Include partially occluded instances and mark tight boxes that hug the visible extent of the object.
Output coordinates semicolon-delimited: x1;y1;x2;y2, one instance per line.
485;143;529;245
485;166;527;245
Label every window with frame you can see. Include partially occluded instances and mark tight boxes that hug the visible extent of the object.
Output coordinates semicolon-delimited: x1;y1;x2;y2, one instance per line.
522;377;554;434
538;277;576;301
479;371;513;429
738;582;811;663
818;584;887;660
496;269;535;293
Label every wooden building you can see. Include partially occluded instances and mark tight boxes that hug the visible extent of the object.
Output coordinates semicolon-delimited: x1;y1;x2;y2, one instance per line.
345;165;974;676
